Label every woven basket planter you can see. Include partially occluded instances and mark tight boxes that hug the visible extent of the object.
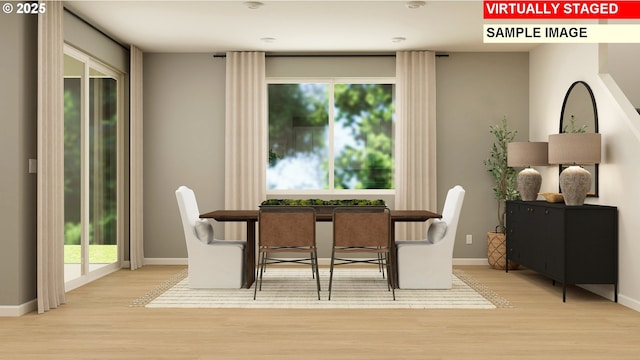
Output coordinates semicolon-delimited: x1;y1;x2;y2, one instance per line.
487;231;519;270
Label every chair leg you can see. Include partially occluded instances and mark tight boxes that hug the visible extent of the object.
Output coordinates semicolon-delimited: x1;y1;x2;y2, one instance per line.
385;253;395;300
312;250;321;291
260;252;268;275
383;253;391;291
313;250;321;300
328;249;336;301
255;248;321;300
258;252;267;291
309;251;316;280
254;251;263;300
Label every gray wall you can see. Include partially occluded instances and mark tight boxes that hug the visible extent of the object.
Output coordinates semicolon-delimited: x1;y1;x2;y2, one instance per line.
436;52;529;258
143;52;529;261
143;54;227;259
64;11;129;74
0;14;38;305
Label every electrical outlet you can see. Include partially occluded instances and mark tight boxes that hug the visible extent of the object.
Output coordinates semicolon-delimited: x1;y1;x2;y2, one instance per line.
466;234;473;245
28;159;37;174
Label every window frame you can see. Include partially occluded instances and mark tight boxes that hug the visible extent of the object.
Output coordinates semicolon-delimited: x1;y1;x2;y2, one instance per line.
266;76;396;196
63;43;125;291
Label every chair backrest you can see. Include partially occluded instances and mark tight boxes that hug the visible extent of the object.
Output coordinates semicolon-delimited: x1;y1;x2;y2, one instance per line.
333;207;391;248
258;207;316;247
439;185;466;245
175;186;200;246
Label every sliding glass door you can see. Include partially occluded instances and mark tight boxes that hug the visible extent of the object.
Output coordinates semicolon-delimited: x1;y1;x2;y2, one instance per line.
63;45;123;289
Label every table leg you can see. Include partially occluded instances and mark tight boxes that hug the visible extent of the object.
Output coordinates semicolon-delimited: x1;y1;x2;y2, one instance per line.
390;221;398;289
244;220;257;289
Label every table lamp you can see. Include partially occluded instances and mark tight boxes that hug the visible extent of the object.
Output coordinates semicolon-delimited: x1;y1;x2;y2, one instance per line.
507;142;549;201
548;133;601;206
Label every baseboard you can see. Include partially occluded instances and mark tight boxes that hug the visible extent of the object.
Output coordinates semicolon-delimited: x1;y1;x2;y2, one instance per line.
143;258;188;265
143;257;489;266
578;285;639;312
453;258;489;266
0;299;37;317
618;293;640;312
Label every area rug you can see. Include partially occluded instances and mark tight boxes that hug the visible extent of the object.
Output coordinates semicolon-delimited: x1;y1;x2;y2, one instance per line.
131;268;510;309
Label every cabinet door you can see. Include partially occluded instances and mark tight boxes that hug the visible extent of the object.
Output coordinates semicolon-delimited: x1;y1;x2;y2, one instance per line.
519;204;546;273
514;204;564;278
534;206;564;280
506;202;524;264
564;208;617;284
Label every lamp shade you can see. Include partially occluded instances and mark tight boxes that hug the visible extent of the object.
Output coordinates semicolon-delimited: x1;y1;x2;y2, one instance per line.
507;142;548;201
548;133;601;165
507;142;549;167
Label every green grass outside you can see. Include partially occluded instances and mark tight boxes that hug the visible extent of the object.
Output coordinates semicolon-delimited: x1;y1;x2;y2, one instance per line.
64;245;118;264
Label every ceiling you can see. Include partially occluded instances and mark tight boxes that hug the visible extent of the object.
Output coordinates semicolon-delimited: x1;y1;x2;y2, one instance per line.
64;0;538;53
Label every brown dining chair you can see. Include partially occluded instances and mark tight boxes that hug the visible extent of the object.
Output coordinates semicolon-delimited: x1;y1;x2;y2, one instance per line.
255;206;321;300
328;206;394;300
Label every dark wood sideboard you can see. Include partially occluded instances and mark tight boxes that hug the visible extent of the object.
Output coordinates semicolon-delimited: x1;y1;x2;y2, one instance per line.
505;200;618;302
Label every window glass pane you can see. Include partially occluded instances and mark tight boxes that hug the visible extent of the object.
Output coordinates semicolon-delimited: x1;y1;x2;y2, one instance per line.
334;84;394;189
64;54;83;280
267;83;329;190
89;67;118;265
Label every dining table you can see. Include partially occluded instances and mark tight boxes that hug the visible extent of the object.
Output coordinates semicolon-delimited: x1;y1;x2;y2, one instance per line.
200;209;441;289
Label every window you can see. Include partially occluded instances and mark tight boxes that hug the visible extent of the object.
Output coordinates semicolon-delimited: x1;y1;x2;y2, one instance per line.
267;79;394;192
64;45;123;287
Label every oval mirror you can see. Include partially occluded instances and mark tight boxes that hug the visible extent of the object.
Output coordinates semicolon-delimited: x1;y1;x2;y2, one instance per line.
559;80;599;197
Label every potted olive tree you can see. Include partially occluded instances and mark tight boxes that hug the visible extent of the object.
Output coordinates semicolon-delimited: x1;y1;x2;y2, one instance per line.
483;116;520;270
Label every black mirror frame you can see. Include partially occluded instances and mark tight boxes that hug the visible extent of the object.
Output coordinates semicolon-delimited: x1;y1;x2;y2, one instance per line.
558;80;599;197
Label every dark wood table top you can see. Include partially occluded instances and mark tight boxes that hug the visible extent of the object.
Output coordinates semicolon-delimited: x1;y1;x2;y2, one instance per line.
201;209;441;222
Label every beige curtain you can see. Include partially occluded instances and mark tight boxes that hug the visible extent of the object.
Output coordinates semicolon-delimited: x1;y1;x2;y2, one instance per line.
394;51;437;240
37;0;65;313
130;45;144;269
224;52;267;239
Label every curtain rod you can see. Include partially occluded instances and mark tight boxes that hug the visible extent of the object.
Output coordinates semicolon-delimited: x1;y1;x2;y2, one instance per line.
213;53;449;58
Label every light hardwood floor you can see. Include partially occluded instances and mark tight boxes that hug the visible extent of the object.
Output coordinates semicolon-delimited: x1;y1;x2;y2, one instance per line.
2;265;639;360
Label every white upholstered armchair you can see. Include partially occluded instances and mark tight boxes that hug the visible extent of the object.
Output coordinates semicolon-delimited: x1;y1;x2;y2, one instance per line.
175;186;246;288
395;185;466;289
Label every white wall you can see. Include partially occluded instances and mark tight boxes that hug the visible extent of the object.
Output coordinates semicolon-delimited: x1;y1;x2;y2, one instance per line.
607;44;640;108
530;43;640;311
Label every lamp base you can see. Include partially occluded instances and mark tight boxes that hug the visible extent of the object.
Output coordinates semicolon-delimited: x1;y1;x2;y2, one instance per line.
559;166;591;206
517;168;542;201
